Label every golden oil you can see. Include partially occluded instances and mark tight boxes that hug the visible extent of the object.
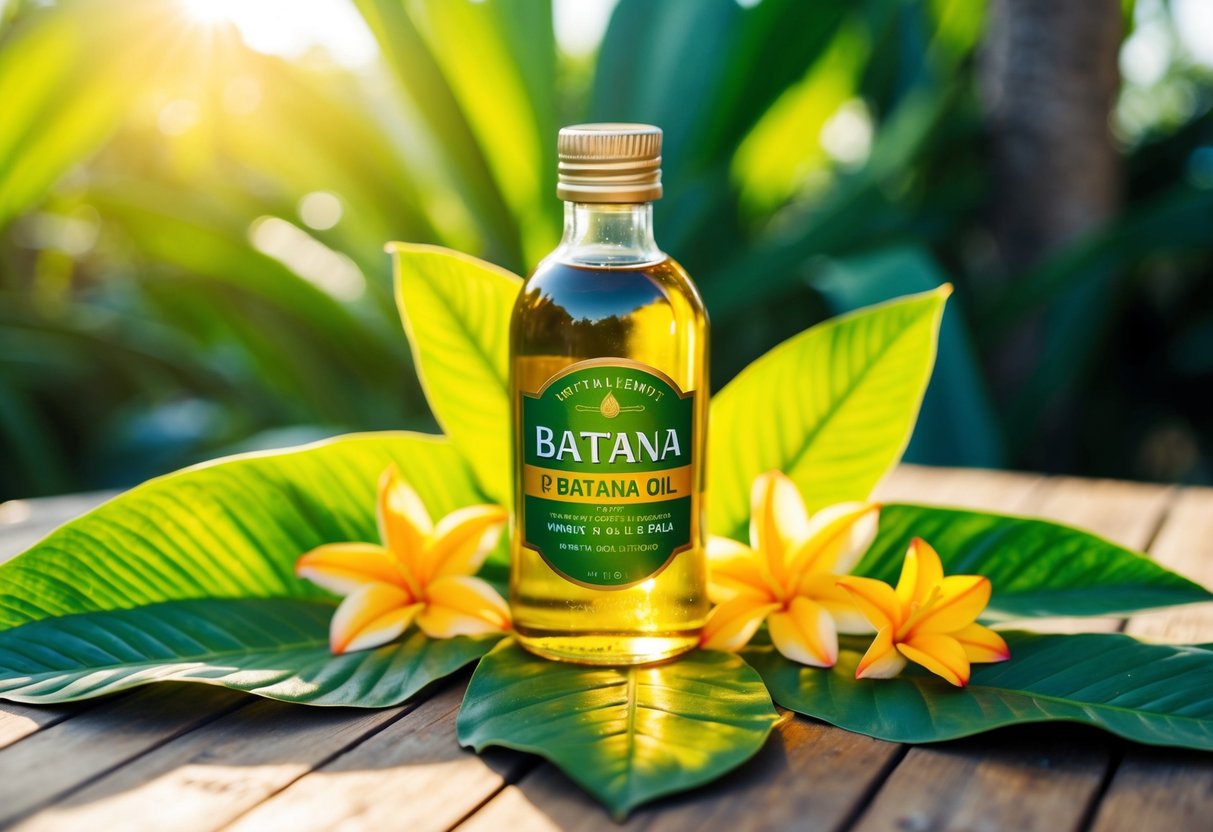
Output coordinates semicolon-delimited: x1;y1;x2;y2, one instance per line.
509;124;708;665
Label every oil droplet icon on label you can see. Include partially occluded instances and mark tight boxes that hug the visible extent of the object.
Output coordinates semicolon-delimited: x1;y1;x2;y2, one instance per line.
600;392;620;418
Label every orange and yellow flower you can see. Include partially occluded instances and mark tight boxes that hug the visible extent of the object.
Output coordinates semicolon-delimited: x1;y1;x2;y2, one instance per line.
295;467;509;654
837;537;1010;686
701;470;880;667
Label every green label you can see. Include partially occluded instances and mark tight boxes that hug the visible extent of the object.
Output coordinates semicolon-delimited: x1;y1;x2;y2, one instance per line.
520;358;695;588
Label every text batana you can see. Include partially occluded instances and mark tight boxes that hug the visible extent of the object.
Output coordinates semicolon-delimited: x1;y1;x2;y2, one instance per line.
534;427;683;464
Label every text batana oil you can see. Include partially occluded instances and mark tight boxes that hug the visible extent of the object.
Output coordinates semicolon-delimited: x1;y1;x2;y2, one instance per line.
509;124;709;665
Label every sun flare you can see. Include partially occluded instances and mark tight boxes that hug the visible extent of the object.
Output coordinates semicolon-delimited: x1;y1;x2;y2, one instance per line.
178;0;376;66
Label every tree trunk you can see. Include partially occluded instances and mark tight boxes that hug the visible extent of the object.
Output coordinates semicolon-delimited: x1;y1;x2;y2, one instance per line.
981;0;1123;273
979;0;1123;471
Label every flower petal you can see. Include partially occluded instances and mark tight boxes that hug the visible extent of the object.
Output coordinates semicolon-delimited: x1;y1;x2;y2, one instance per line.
706;536;775;603
296;543;410;597
700;597;781;652
787;502;880;581
898;632;971;687
836;575;902;630
417;575;510;638
895;537;945;607
855;627;908;679
329;583;421;655
797;573;874;634
953;622;1011;663
749;470;809;584
425;505;508;582
909;575;991;636
378;467;433;576
768;597;838;667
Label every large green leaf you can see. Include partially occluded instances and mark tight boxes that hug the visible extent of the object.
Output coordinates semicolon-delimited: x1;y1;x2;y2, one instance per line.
812;246;1005;468
0;598;496;707
748;631;1213;749
457;641;779;818
0;432;481;629
390;243;519;507
709;287;949;540
859;504;1213;619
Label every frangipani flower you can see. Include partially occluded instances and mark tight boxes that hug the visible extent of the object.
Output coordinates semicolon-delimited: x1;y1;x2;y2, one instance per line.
701;470;880;667
837;537;1010;687
296;467;510;654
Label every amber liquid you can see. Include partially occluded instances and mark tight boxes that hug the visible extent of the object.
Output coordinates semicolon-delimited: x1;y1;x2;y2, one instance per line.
509;257;709;664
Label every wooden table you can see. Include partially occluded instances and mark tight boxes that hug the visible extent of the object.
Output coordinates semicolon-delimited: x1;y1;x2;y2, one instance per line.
1;466;1211;831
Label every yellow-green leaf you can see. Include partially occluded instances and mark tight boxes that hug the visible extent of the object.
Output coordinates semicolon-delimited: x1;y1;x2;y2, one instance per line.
0;432;478;628
710;286;949;540
390;243;520;507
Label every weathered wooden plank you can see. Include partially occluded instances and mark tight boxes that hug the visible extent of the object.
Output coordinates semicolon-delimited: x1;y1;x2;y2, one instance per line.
224;684;531;832
0;685;247;825
874;464;1044;509
0;703;79;751
1090;486;1213;831
1124;487;1213;643
1088;747;1213;832
457;715;902;832
12;697;410;832
851;728;1115;832
848;473;1172;832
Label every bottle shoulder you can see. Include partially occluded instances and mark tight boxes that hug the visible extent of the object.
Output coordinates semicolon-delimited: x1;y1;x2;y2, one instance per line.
516;255;706;322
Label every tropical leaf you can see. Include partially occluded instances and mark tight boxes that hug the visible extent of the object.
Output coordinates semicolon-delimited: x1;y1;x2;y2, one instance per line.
0;598;496;706
811;245;1005;467
0;0;181;227
709;286;949;540
856;504;1213;619
457;641;779;818
748;630;1213;749
0;432;480;629
390;243;520;507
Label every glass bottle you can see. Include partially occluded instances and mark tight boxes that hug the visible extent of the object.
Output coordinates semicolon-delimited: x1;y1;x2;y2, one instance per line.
509;123;709;664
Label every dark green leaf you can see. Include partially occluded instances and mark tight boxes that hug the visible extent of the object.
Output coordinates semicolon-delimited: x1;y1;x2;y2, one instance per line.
748;631;1213;749
0;598;496;706
457;641;779;818
860;504;1213;619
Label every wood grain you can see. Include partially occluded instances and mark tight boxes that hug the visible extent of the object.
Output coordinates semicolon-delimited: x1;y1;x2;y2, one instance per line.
874;464;1044;509
12;698;411;832
1089;747;1213;832
0;702;78;751
458;716;903;832
0;685;247;825
225;683;531;832
1091;486;1213;832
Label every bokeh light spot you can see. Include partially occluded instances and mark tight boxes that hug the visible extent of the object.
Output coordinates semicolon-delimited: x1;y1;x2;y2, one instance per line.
298;191;343;231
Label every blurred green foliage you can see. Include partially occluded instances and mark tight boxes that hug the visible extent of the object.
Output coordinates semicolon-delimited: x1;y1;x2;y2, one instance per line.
1;0;1211;499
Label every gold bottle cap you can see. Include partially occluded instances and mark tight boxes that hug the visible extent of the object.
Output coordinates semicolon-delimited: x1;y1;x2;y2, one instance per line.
557;123;662;203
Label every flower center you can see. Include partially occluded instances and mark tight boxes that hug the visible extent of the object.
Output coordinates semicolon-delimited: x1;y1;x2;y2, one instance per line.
896;585;941;641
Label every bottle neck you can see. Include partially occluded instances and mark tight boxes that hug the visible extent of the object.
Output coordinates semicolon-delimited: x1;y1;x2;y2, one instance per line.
555;202;663;267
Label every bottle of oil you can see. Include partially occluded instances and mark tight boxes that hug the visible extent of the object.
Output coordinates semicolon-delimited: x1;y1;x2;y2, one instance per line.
509;123;709;665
